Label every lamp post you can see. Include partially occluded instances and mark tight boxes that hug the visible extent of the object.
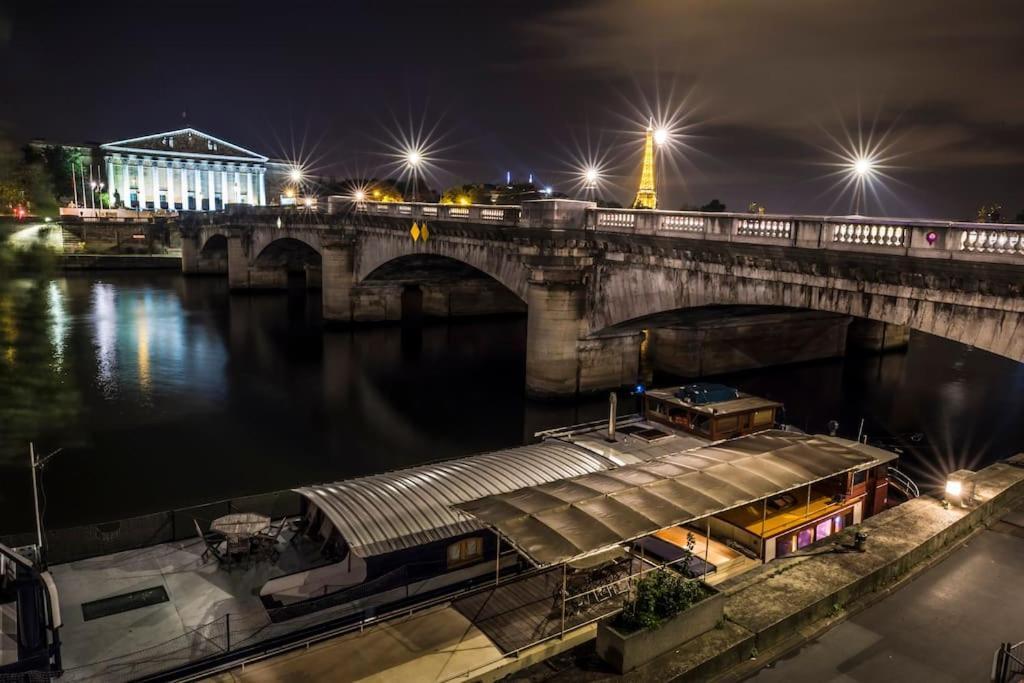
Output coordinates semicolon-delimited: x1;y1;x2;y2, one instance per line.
852;156;873;215
405;149;423;202
583;167;600;202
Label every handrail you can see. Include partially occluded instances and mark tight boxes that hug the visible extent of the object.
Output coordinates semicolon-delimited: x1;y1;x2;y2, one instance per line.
888;466;920;499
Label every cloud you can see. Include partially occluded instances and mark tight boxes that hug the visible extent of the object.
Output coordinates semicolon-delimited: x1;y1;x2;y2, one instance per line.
524;0;1024;131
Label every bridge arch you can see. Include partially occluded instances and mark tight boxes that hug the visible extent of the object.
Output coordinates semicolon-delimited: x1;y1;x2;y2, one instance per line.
354;233;529;302
587;263;1024;361
199;233;228;254
253;237;323;270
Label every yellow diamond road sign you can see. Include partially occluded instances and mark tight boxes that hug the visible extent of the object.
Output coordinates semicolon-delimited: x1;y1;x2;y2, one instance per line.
420;223;429;241
410;221;421;242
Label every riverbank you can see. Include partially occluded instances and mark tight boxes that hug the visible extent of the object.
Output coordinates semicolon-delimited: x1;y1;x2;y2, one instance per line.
59;253;181;270
507;454;1024;682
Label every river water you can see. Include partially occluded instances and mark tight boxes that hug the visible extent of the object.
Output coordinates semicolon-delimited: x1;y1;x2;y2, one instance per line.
1;271;1022;534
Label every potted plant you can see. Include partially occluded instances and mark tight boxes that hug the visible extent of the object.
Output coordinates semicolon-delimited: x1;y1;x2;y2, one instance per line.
596;567;724;674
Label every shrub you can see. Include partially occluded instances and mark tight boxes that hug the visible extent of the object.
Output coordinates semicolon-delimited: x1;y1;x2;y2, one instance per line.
614;570;709;633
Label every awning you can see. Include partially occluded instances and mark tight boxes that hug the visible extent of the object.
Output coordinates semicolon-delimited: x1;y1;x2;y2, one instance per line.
455;431;896;567
294;442;614;558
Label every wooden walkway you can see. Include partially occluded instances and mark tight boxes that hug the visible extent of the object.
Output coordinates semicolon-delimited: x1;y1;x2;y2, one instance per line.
451;559;638;654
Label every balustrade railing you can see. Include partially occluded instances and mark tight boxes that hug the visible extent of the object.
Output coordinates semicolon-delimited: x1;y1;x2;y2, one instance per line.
736;218;793;239
960;227;1024;256
308;199;1024;264
831;222;906;247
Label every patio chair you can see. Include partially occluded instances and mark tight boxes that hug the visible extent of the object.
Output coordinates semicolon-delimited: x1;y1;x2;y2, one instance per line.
194;519;225;564
254;518;286;561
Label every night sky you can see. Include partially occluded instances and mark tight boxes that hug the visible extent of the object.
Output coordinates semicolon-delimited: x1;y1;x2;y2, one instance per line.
3;0;1023;219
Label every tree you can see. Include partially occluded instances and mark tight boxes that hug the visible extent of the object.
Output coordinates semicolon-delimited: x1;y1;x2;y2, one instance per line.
441;183;493;205
700;199;726;212
976;203;1002;223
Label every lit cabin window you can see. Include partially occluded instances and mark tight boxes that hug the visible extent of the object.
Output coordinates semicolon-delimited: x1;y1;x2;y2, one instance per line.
752;409;774;426
447;537;483;568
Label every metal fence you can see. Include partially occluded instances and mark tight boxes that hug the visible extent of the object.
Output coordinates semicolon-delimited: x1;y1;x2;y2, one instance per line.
0;490;302;566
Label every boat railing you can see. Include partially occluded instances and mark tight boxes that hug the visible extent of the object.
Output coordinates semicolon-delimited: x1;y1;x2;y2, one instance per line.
888;466;920;499
534;413;643;440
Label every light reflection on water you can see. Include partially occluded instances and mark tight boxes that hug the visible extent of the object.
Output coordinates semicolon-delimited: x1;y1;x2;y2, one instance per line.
0;271;1022;534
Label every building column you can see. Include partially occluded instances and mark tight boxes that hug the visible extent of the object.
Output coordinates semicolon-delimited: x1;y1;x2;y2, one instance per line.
151;165;160;209
234;169;241;205
105;158;114;208
208;168;216;210
525;272;586;398
180;166;190;210
137;161;146;210
222;170;230;205
322;240;357;322
246;170;254;205
120;160;131;209
257;169;266;205
167;163;176;210
195;167;204;211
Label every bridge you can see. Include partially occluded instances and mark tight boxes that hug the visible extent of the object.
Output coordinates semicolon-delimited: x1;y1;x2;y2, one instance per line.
179;199;1024;397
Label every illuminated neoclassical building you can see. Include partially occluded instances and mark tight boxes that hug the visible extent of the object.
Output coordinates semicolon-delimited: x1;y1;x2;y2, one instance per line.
100;128;268;211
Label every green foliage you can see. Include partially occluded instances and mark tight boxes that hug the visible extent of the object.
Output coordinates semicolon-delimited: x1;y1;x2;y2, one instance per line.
700;198;727;212
614;570;709;633
441;183;494;205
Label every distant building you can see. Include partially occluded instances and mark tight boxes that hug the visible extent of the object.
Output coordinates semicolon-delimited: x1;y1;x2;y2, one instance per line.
99;128;269;211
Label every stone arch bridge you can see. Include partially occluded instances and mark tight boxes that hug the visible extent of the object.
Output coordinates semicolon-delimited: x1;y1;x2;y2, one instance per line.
180;200;1024;397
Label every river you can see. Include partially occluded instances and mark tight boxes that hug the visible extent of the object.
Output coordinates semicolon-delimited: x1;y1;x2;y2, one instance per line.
1;271;1022;534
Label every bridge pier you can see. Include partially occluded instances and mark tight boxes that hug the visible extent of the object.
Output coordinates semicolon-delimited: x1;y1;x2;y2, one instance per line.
525;273;638;399
181;234;227;275
648;311;851;377
322;241;357;322
847;319;910;352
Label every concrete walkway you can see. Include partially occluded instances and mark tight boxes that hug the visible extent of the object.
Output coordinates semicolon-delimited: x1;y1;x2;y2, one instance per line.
746;504;1024;682
209;605;502;683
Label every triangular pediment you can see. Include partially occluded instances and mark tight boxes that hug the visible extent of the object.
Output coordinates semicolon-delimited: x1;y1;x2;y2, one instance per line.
101;128;268;161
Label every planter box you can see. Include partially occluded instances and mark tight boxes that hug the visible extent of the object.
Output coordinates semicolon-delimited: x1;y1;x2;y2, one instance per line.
597;583;724;674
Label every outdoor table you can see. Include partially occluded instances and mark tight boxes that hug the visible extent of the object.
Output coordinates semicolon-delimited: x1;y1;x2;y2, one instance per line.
210;512;270;542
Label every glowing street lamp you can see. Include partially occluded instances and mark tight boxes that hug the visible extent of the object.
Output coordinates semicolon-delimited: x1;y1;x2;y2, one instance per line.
853;156;873;177
289;167;304;183
653;127;670;146
353;189;366;203
584;167;600;189
405;149;423;169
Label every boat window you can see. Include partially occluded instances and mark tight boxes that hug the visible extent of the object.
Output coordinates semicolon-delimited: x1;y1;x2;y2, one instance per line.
752;408;774;426
447;536;484;568
815;518;833;541
852;469;867;487
776;534;796;558
796;527;813;549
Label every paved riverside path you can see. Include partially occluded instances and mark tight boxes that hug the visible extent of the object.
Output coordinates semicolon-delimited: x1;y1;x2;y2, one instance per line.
746;502;1024;683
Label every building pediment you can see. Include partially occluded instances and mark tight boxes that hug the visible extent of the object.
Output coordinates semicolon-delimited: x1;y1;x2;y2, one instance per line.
101;128;268;162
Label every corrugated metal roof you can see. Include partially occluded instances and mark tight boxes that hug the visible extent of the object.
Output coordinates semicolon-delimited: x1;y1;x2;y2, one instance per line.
294;441;614;558
455;431;898;567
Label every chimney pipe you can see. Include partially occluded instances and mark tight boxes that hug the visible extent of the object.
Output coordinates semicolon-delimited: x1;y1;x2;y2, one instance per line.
607;392;618;442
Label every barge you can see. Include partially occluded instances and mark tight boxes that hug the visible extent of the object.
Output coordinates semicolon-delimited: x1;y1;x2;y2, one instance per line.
0;383;911;680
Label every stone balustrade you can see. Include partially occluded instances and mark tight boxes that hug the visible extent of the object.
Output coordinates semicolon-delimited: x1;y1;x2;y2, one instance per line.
208;198;1024;266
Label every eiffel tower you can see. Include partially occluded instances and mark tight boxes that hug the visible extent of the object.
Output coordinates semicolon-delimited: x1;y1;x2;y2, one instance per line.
631;120;657;209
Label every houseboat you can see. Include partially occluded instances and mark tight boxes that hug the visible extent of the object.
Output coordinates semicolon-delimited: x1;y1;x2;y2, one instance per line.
1;383;913;680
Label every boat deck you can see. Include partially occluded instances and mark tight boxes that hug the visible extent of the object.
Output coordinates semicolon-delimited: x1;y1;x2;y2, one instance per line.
51;529;335;681
451;556;641;654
